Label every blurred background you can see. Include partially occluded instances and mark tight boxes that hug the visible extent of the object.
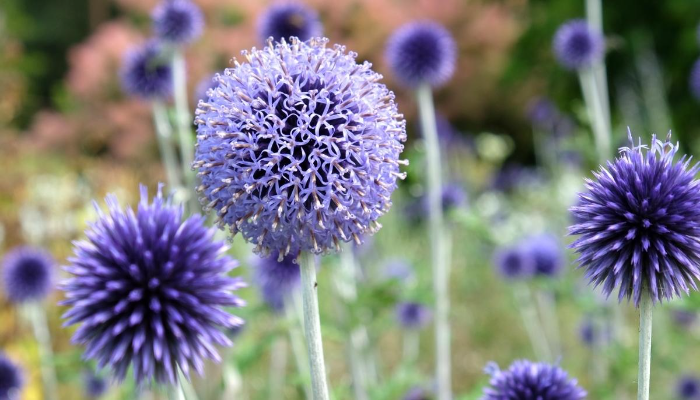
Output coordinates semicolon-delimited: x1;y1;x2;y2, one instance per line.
2;0;700;399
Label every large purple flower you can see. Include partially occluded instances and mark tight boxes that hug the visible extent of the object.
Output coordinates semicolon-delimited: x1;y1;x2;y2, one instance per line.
194;38;407;256
2;246;54;303
252;252;300;313
553;20;604;70
60;185;245;385
570;132;700;306
482;360;586;400
257;3;322;44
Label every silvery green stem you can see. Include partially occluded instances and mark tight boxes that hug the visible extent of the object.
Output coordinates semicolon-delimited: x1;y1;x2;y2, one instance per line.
175;370;200;400
269;337;288;400
299;252;330;400
637;292;652;400
402;330;419;365
416;83;451;400
534;289;561;357
287;292;312;400
513;284;551;362
578;68;611;161
586;0;611;128
153;101;183;191
25;303;58;400
172;50;198;213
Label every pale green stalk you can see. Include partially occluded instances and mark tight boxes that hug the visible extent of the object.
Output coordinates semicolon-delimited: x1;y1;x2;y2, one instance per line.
171;49;198;213
586;0;611;129
175;371;200;400
578;68;611;160
637;292;652;400
287;291;312;400
299;252;330;400
513;284;552;362
416;83;451;400
25;303;58;400
534;289;561;357
402;330;420;365
269;337;288;400
153;101;183;191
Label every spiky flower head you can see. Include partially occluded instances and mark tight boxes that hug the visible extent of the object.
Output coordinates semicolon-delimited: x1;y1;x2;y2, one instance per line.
482;360;586;400
84;372;108;398
120;41;173;100
152;0;204;44
2;246;54;303
523;234;564;277
252;252;300;313
0;353;22;400
493;245;535;280
60;185;245;385
677;375;700;399
395;301;432;330
385;21;457;88
257;3;322;44
689;58;700;101
553;20;604;70
570;132;700;306
194;37;407;256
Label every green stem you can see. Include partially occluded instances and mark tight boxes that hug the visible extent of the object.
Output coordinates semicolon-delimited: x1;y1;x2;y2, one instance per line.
171;50;198;213
26;303;58;400
578;68;611;162
416;83;451;400
299;252;330;400
513;284;552;362
287;291;312;400
534;289;560;357
637;292;652;400
269;337;288;400
402;330;419;365
586;0;611;129
153;101;183;192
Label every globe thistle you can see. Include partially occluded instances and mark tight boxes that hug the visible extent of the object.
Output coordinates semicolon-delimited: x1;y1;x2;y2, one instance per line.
677;376;700;399
152;0;204;44
403;386;431;400
2;246;54;303
84;372;108;398
257;3;322;44
493;245;535;280
672;309;698;329
523;234;564;277
60;185;245;385
395;302;432;330
553;20;604;70
0;353;22;400
527;97;558;130
482;360;586;400
689;58;700;101
252;252;301;313
569;132;700;306
194;37;407;256
385;21;457;88
120;41;173;100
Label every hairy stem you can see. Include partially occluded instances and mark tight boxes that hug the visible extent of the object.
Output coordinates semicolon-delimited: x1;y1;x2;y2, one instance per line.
637;292;652;400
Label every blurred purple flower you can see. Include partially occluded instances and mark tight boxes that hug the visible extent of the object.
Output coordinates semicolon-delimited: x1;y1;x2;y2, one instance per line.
553;19;604;70
395;302;432;330
257;3;322;43
490;164;544;193
689;58;700;101
385;21;456;88
60;185;245;385
0;353;22;400
2;246;54;303
194;38;407;256
84;372;107;398
482;360;586;400
252;253;301;313
524;234;564;278
493;245;535;280
677;376;700;399
152;0;204;44
570;133;700;306
120;41;172;99
672;309;698;329
403;386;431;400
382;259;414;282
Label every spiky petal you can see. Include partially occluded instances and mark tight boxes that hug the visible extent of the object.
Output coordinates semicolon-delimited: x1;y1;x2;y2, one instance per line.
481;360;586;400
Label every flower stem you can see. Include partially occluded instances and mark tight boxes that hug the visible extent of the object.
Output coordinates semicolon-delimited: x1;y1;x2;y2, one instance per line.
269;337;288;400
416;83;451;400
26;303;58;400
153;101;183;192
171;49;198;213
287;291;312;400
299;252;330;400
586;0;611;129
513;284;552;362
637;291;652;400
578;68;611;161
402;330;419;365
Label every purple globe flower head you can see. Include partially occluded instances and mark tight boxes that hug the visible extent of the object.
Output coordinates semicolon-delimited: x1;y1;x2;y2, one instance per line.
553;19;604;70
2;246;54;303
482;360;586;400
194;37;407;257
524;234;564;278
689;58;700;101
441;183;467;212
0;353;22;400
382;258;414;282
84;372;108;398
252;252;300;313
672;309;697;329
403;386;431;400
257;3;322;44
152;0;204;44
527;97;558;130
677;375;700;399
570;131;700;306
493;245;535;280
385;21;457;88
120;41;173;100
60;184;246;385
395;301;432;330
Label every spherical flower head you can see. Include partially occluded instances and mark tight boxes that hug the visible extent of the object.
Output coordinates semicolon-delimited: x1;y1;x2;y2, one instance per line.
570;132;700;306
257;3;322;44
672;309;698;329
194;38;407;256
524;234;564;277
689;58;700;101
0;353;23;400
252;252;300;313
152;0;204;44
385;21;456;88
2;246;54;303
493;245;535;280
60;184;245;385
84;372;108;398
482;360;586;400
395;302;432;330
677;376;700;399
120;41;173;100
553;20;604;70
